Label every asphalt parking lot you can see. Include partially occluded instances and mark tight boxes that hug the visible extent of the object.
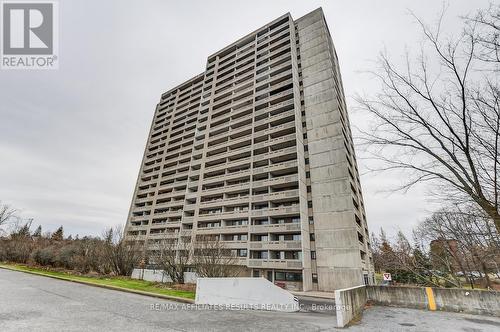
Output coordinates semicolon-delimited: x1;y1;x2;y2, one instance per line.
349;305;500;331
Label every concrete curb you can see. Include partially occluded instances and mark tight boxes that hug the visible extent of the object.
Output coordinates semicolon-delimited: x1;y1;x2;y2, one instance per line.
0;265;195;304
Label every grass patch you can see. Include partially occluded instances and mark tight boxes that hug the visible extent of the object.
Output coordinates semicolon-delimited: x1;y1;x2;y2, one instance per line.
0;262;195;300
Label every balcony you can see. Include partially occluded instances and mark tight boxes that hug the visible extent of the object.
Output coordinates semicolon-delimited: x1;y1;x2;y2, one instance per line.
254;88;294;107
247;259;302;270
203;169;251;185
260;121;295;137
183;203;196;211
256;52;292;72
252;133;296;150
252;160;297;176
205;145;252;163
198;209;249;221
249;240;301;250
206;134;250;153
251;189;299;203
250;204;300;217
256;40;291;61
204;158;250;173
252;174;299;189
202;181;251;195
255;62;292;81
157;180;187;190
153;210;183;218
208;123;253;142
256;21;289;43
129;216;150;222
221;240;248;249
182;216;194;223
249;222;301;233
161;170;190;181
200;195;250;209
196;225;249;234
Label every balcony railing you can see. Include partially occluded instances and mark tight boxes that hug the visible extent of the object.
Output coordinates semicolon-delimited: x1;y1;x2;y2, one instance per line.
249;240;302;250
247;259;302;269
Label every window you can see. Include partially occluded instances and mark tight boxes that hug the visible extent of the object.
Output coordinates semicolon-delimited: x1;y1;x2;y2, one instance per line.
308;217;314;224
310;233;315;241
312;273;318;283
275;271;303;282
275;272;285;280
311;251;316;259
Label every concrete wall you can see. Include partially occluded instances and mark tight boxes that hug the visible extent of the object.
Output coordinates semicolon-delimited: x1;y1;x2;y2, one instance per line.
131;269;197;284
296;8;369;292
366;286;428;310
367;286;500;316
335;285;367;328
195;277;299;312
432;288;500;316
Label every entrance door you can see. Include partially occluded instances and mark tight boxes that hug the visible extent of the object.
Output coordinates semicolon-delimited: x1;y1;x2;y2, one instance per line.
266;271;273;282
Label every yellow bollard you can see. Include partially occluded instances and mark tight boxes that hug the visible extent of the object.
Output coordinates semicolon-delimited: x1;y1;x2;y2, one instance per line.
425;287;437;311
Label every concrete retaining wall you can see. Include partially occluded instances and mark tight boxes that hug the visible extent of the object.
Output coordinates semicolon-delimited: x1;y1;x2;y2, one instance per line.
335;285;367;327
431;288;500;316
131;269;197;284
366;286;500;316
195;277;299;312
366;286;428;310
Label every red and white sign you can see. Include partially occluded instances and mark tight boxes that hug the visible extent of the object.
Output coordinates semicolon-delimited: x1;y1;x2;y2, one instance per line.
383;273;392;281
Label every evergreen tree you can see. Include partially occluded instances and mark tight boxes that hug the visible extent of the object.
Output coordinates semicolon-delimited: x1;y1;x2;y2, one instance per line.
51;226;64;241
32;225;42;238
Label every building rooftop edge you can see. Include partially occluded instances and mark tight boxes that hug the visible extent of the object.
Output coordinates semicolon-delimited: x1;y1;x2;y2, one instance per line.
206;12;292;60
159;7;325;101
160;72;205;100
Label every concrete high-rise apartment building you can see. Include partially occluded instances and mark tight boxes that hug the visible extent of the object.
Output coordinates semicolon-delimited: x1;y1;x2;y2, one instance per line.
125;8;374;291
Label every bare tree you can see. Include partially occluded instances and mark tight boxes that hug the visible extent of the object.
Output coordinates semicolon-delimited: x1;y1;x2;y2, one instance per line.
193;235;244;278
356;4;500;231
467;3;500;68
6;219;34;264
0;201;16;228
102;227;142;276
415;207;500;288
152;238;192;284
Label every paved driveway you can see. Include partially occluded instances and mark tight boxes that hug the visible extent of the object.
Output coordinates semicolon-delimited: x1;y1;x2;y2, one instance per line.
2;269;500;331
0;269;335;331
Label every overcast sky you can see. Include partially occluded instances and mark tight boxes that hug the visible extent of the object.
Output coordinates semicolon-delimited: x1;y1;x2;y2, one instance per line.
0;0;492;238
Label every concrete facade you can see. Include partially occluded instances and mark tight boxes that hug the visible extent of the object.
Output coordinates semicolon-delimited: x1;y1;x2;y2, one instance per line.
124;8;374;292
